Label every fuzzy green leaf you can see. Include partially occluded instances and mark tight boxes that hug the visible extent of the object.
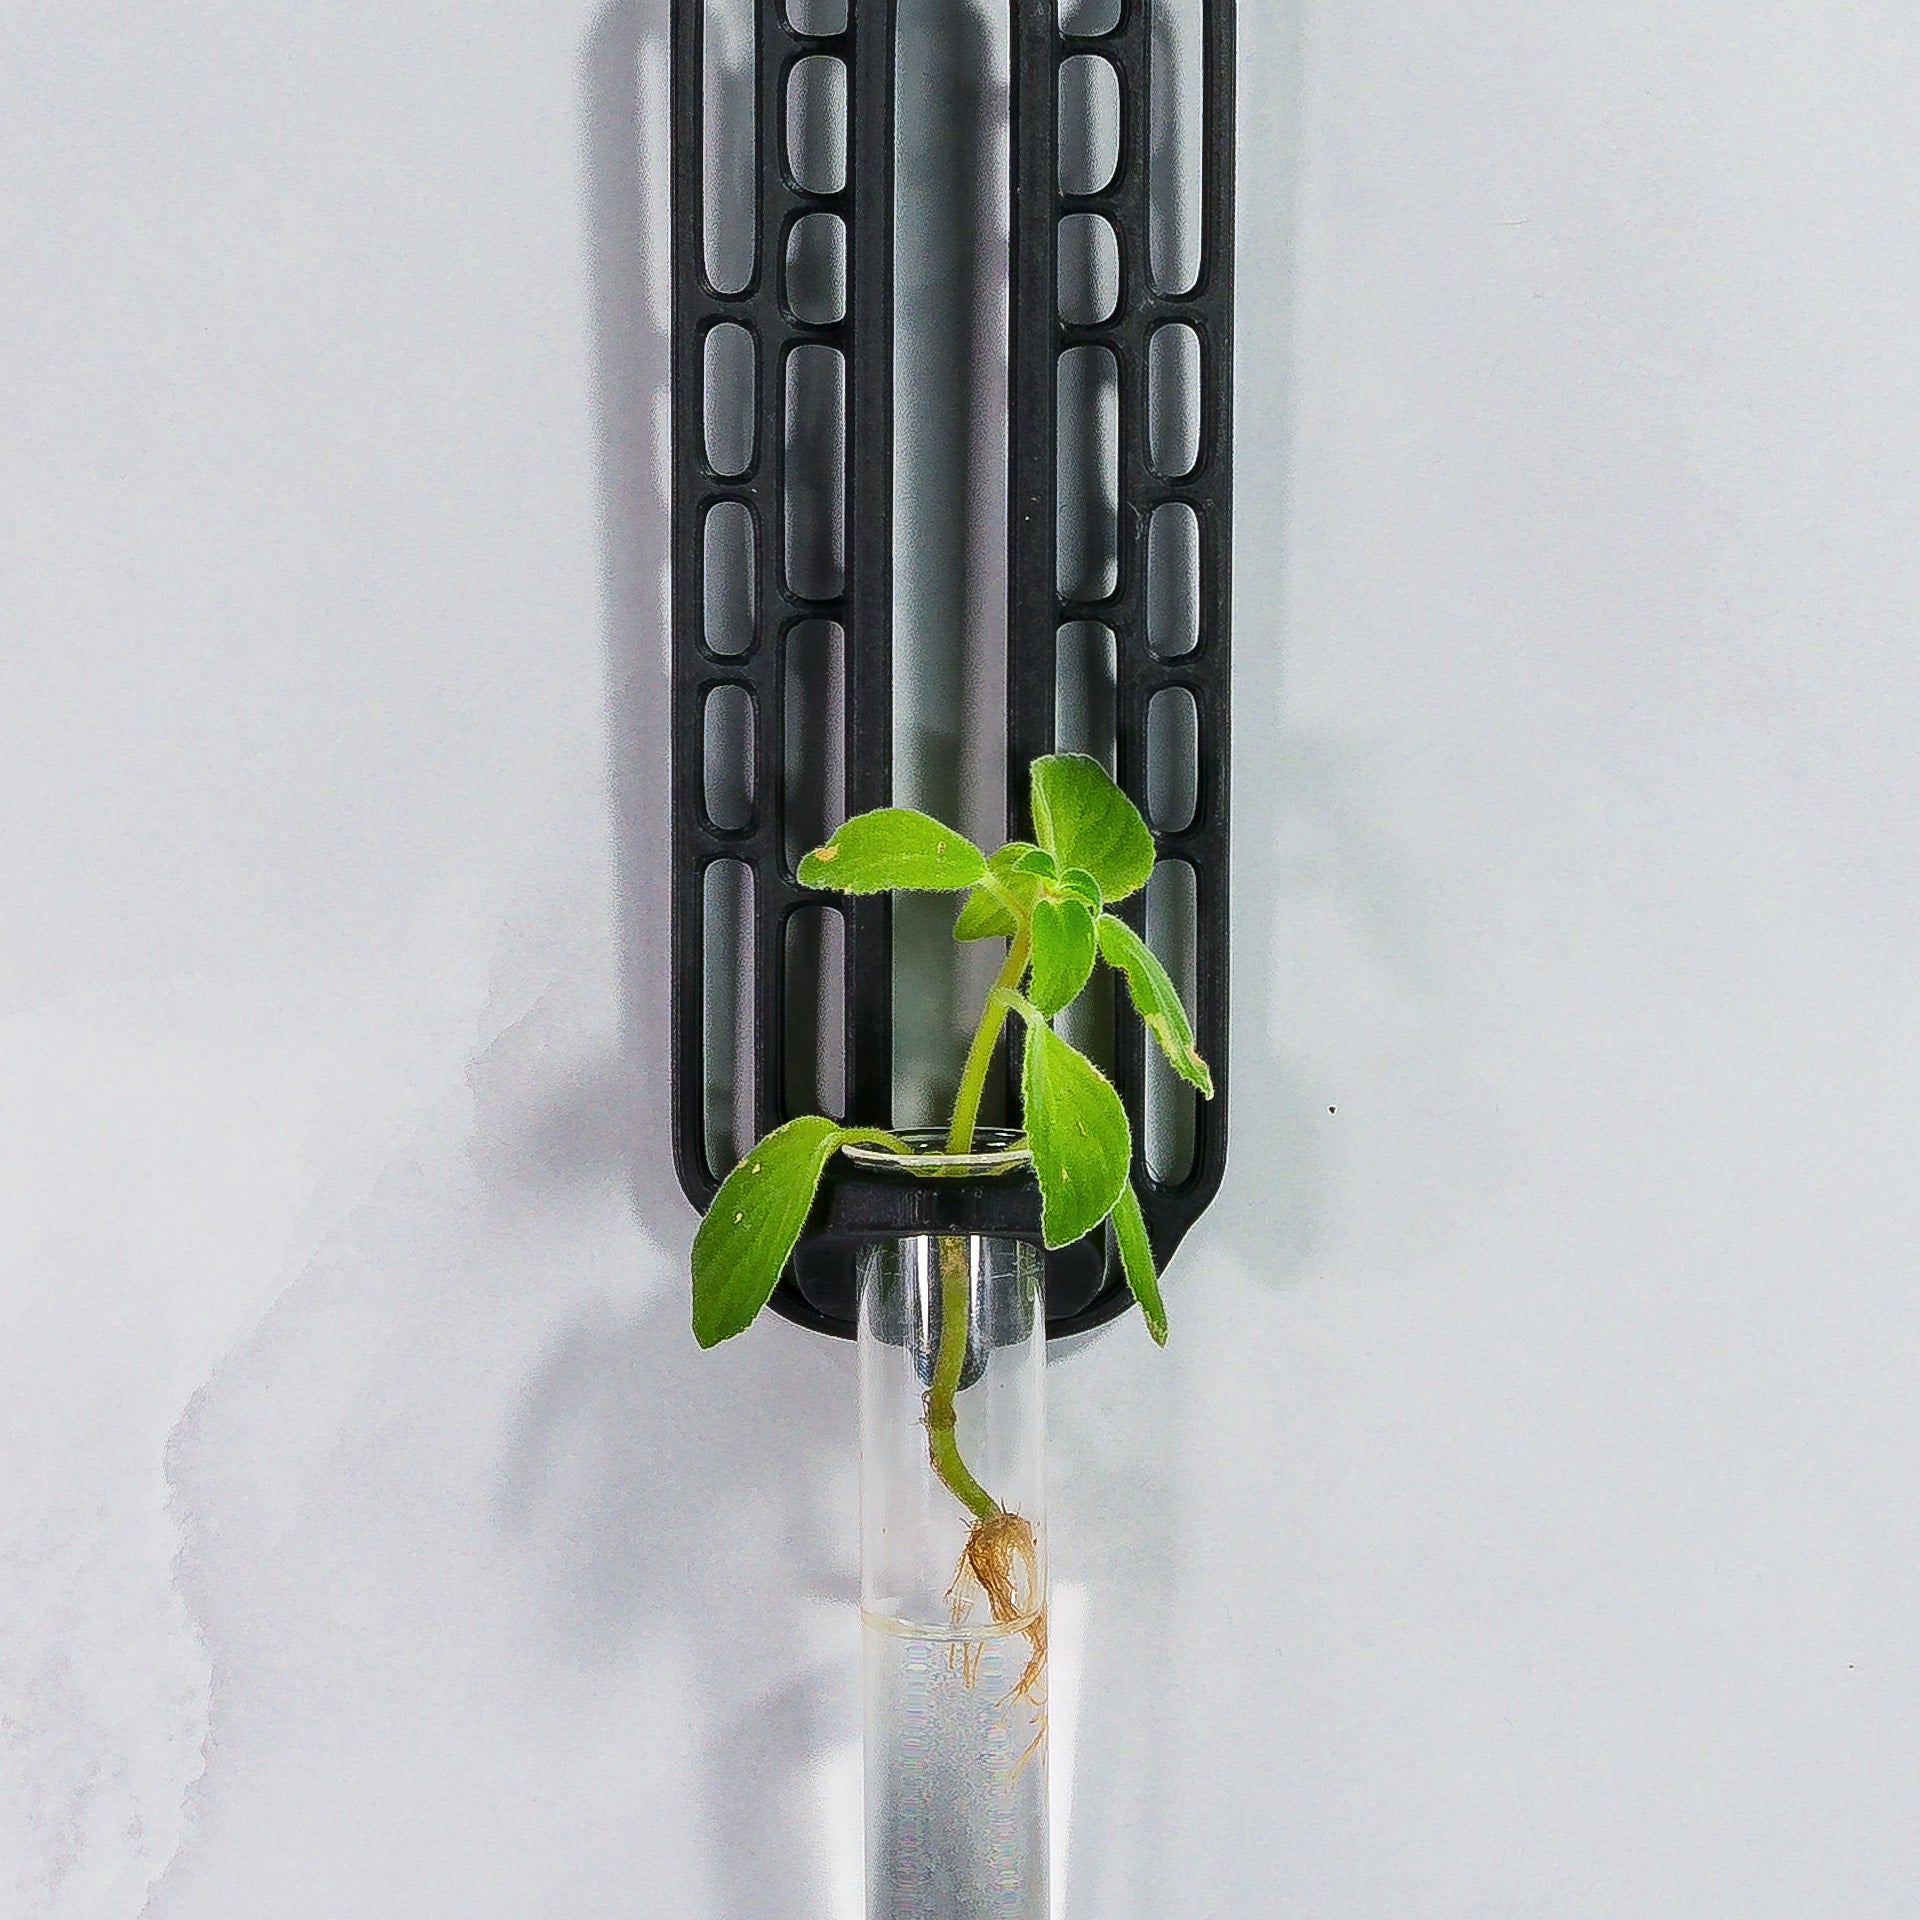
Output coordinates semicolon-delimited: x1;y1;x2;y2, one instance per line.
1030;755;1155;904
1112;1180;1168;1345
1058;866;1103;911
953;842;1043;941
799;809;987;895
953;888;1018;941
1029;896;1097;1016
1010;848;1059;881
1015;1010;1131;1248
692;1119;900;1346
1095;912;1214;1097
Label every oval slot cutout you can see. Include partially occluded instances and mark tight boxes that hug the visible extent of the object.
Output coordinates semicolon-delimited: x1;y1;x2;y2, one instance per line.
1146;686;1199;835
703;683;756;832
786;55;847;197
786;0;846;34
783;618;846;868
702;0;756;294
785;211;846;326
784;904;847;1120
1148;0;1204;294
1055;621;1117;772
1060;0;1120;33
1058;212;1119;326
1057;344;1118;602
1143;859;1199;1184
1148;322;1202;478
1147;501;1200;657
785;345;846;601
703;501;756;655
703;323;756;477
702;858;756;1180
1058;54;1121;197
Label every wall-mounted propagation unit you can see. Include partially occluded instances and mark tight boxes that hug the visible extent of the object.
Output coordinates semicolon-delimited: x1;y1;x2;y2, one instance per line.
670;5;1234;1913
669;0;1234;1339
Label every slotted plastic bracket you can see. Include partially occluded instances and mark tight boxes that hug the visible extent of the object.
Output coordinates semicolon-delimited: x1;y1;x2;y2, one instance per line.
670;0;1234;1339
669;0;898;1325
1009;0;1235;1329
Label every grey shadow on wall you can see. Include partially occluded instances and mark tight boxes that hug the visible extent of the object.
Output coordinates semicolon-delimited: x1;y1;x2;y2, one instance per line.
492;10;860;1918
1217;727;1437;1284
1175;1;1433;1298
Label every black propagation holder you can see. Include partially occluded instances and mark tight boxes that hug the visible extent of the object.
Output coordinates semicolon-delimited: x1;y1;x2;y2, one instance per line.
670;0;1234;1340
788;1135;1107;1345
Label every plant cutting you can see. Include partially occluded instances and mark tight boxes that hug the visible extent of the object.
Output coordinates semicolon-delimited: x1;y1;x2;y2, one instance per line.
691;752;1213;1721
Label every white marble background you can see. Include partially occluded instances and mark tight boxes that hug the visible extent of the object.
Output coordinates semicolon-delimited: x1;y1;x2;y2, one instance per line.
5;2;1919;1915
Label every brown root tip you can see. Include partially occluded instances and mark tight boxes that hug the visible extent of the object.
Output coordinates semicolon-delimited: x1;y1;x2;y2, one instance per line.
945;1510;1048;1766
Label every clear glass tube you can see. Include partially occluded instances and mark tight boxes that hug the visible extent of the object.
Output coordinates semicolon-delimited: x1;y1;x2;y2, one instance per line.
858;1231;1048;1920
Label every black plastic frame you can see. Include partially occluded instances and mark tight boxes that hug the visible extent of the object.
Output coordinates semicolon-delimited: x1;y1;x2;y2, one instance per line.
669;0;896;1227
1009;0;1235;1330
789;1147;1107;1340
671;0;1234;1340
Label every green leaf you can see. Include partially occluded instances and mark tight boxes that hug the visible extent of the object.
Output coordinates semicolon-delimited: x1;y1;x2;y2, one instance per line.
1029;755;1155;904
1010;848;1058;881
1014;1008;1131;1248
953;887;1017;941
1095;912;1214;1097
799;809;987;895
1112;1180;1168;1345
1029;896;1096;1016
1058;866;1103;911
953;842;1043;941
692;1119;901;1346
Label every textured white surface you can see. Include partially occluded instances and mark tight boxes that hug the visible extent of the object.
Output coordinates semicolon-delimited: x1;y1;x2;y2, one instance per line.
5;1;1920;1914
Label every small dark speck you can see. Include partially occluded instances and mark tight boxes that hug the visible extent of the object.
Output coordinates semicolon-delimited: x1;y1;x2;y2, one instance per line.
1328;1106;1337;1114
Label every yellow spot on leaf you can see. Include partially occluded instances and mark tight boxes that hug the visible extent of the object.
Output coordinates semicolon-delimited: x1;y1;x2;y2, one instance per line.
815;844;837;862
733;1211;744;1223
751;1162;763;1174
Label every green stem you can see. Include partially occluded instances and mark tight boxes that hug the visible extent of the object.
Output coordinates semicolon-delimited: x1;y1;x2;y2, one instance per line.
927;1236;999;1522
924;928;1032;1521
946;929;1031;1157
